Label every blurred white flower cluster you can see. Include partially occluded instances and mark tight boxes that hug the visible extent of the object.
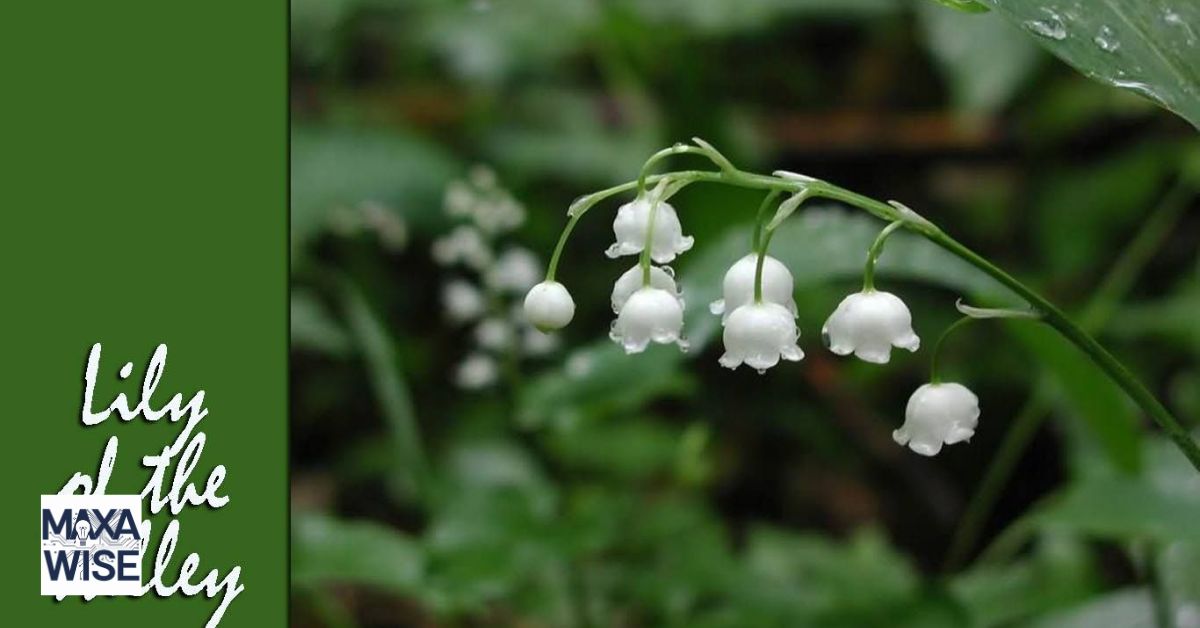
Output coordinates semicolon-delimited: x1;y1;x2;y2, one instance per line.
329;200;409;252
433;166;559;390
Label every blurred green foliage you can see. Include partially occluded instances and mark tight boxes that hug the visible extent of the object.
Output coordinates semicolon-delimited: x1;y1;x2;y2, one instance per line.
290;0;1200;626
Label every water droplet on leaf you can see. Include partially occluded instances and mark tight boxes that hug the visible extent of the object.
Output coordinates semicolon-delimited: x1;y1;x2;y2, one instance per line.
1024;9;1067;41
1094;25;1119;52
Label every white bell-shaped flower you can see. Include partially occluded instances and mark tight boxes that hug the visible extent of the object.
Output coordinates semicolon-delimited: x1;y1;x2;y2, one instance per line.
610;286;686;353
605;198;694;264
719;302;804;372
709;253;796;322
822;290;920;364
893;382;980;456
611;264;679;313
523;281;575;332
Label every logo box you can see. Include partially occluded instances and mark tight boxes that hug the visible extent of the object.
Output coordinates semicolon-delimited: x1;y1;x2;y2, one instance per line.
40;494;144;596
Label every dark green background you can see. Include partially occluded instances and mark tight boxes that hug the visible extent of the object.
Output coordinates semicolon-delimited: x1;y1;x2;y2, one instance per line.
1;1;286;625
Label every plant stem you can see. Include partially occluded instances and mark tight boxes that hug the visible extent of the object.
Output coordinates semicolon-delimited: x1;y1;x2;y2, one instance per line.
929;316;975;384
546;164;1200;471
751;190;781;253
943;179;1197;571
754;227;777;303
639;192;664;285
863;220;904;291
546;212;581;282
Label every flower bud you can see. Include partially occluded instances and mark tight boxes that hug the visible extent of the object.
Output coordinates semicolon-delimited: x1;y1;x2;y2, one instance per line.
893;382;979;456
709;253;796;322
611;264;679;313
605;198;694;264
718;302;804;372
610;286;686;353
523;281;575;332
822;290;919;364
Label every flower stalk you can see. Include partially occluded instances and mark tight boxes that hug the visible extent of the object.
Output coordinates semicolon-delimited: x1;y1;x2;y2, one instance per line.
544;141;1200;471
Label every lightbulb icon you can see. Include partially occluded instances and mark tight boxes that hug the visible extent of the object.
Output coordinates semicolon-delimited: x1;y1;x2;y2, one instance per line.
74;517;92;547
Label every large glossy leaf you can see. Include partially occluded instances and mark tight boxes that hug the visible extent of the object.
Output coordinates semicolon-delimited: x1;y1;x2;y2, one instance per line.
290;125;457;261
292;512;425;593
1034;437;1200;543
979;0;1200;128
950;535;1100;626
1009;324;1142;473
918;2;1043;112
1027;588;1155;628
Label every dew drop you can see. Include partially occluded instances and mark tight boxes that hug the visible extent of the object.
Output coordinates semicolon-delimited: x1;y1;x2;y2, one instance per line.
756;368;767;375
567;195;589;216
678;338;691;353
1093;25;1119;52
1024;9;1067;41
1111;79;1165;105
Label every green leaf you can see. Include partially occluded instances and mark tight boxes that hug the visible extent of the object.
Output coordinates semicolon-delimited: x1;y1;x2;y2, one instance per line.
979;0;1200;128
343;282;428;498
919;2;1042;112
929;0;992;13
950;534;1100;626
1159;541;1200;623
1111;275;1200;356
291;289;351;356
290;125;457;261
1035;437;1200;543
742;526;920;619
292;512;425;593
1028;588;1155;628
1033;144;1173;280
1009;324;1142;473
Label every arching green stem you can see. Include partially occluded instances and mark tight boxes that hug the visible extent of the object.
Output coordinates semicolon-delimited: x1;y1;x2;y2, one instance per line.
929;316;974;383
637;144;731;196
751;190;782;253
639;194;662;286
542;156;1200;471
545;212;580;282
863;220;904;292
754;227;778;303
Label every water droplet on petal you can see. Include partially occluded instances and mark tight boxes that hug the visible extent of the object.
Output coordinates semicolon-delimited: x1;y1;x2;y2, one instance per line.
756;368;767;375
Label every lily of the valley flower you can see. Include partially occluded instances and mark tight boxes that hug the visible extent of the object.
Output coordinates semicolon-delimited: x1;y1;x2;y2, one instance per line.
611;264;680;313
709;253;796;322
822;290;919;364
523;281;575;332
610;286;686;353
893;382;979;456
719;302;804;372
605;198;694;263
